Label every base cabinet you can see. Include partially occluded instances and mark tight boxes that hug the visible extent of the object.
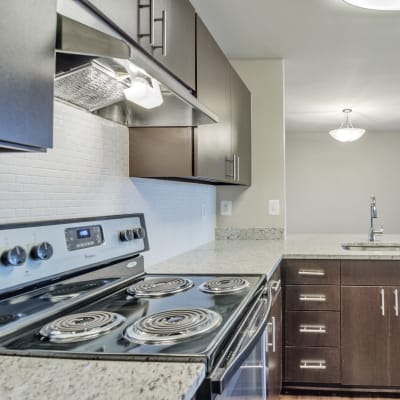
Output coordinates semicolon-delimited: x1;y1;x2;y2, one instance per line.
284;259;400;393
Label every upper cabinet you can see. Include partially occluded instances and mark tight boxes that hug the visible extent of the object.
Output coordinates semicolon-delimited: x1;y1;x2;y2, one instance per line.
129;14;252;185
230;66;252;185
80;0;139;42
81;0;196;91
195;17;232;182
0;0;56;152
147;0;196;90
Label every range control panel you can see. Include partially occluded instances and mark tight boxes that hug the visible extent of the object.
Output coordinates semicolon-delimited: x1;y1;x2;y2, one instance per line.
0;214;148;293
65;225;104;251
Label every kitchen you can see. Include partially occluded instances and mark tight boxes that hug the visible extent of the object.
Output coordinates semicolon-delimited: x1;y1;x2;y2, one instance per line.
1;0;400;399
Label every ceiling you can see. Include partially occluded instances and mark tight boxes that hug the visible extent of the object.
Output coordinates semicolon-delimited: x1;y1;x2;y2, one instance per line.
190;0;400;132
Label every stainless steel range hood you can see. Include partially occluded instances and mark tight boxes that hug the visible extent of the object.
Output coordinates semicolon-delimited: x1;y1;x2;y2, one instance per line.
55;15;218;127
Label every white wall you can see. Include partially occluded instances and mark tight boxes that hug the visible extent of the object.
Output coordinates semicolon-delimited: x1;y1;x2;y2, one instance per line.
217;59;286;230
0;102;216;266
286;131;400;234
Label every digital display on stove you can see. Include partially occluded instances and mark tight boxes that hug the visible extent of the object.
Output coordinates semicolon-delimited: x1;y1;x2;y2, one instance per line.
65;225;103;251
77;229;90;239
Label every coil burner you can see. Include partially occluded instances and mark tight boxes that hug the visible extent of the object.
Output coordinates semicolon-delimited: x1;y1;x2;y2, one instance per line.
40;311;125;343
124;308;222;345
127;277;194;298
199;277;250;294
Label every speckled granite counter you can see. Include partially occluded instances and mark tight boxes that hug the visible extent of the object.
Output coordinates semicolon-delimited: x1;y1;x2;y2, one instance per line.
0;356;205;400
4;233;400;400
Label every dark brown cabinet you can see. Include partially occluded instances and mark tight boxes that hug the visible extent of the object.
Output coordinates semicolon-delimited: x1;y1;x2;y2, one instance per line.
341;260;400;388
129;15;252;185
195;16;232;182
0;0;56;152
80;0;139;42
136;0;196;90
283;259;341;388
341;286;389;386
268;285;282;400
230;66;252;185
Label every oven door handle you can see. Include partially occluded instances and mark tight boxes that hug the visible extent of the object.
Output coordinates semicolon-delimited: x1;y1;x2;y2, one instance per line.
209;292;272;394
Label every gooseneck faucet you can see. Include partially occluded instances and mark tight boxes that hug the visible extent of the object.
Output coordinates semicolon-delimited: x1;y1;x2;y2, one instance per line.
369;196;383;242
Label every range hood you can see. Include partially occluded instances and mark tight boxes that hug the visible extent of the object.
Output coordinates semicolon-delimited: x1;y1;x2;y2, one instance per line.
55;15;218;127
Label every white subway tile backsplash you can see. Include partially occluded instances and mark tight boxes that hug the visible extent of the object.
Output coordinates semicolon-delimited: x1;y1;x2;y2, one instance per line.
0;102;216;266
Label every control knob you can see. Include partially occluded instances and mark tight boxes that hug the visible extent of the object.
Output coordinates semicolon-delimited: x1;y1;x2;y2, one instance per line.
1;246;27;266
133;227;146;240
120;229;134;242
30;242;54;261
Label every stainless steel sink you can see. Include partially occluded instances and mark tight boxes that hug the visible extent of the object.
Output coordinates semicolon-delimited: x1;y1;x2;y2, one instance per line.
341;242;400;251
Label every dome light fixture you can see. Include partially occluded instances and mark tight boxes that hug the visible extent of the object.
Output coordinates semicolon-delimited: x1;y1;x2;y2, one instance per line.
329;109;366;142
343;0;400;10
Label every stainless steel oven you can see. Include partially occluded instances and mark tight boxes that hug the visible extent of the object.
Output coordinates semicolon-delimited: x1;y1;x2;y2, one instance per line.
0;214;272;400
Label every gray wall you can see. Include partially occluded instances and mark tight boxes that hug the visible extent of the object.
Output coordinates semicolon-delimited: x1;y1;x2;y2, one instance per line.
286;131;400;234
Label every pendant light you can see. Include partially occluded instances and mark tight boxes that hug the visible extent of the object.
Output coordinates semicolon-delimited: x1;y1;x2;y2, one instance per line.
329;109;366;142
343;0;400;10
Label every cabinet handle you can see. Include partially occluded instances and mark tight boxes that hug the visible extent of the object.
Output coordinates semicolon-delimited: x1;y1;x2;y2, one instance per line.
138;0;154;44
153;10;167;56
236;154;240;182
298;269;325;276
394;289;399;317
299;324;326;334
299;294;326;302
233;154;237;181
270;279;281;293
267;317;276;353
300;360;327;370
381;288;385;317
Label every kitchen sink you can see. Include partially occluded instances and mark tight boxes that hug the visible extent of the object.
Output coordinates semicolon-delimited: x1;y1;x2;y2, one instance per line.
341;242;400;251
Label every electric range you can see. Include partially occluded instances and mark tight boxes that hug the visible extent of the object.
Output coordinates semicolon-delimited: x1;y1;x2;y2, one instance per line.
0;214;270;399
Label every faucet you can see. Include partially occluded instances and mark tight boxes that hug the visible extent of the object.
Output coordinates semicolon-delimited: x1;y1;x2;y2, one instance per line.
369;196;383;242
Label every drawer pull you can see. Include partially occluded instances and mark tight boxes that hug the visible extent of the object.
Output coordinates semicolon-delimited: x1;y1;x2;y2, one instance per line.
300;360;327;370
298;269;325;277
299;294;327;302
270;279;281;292
299;324;326;334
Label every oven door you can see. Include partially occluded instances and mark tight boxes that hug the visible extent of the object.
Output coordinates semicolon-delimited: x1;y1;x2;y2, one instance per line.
207;291;272;399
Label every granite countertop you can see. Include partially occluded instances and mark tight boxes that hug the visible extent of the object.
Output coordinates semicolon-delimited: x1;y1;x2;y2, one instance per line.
0;356;205;400
4;233;400;400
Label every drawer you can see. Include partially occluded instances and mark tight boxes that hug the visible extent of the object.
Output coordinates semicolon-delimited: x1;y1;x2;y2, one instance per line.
285;311;340;347
284;347;340;384
284;260;340;285
285;285;340;311
342;260;400;286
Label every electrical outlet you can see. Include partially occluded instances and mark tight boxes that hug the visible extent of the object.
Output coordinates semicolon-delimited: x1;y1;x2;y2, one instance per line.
268;200;280;215
220;200;232;216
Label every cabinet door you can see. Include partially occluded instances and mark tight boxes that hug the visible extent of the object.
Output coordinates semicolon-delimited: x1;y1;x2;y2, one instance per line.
390;287;400;386
150;0;195;90
230;66;251;186
267;289;282;400
80;0;138;42
0;0;56;151
195;16;232;182
341;286;389;386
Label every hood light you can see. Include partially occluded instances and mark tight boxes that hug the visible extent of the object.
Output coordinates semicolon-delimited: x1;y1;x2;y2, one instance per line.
124;77;163;109
343;0;400;10
329;109;366;142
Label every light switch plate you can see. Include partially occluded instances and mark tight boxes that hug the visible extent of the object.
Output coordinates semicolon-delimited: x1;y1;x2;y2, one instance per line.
220;200;232;216
268;200;280;215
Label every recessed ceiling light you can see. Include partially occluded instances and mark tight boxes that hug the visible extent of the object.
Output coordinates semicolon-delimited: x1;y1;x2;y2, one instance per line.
343;0;400;10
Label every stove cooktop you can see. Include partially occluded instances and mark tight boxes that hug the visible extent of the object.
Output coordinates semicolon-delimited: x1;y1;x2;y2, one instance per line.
0;274;265;370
